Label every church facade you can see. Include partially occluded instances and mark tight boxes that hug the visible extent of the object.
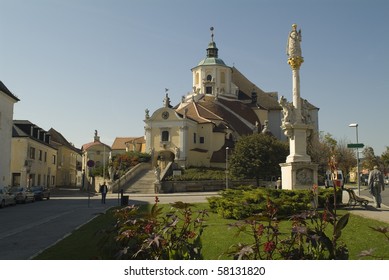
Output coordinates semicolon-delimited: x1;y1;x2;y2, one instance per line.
144;28;318;170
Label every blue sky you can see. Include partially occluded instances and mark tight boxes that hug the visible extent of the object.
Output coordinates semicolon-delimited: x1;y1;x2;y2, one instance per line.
1;0;388;155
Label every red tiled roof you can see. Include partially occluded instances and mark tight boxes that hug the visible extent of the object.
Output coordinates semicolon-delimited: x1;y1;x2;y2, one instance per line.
82;140;111;151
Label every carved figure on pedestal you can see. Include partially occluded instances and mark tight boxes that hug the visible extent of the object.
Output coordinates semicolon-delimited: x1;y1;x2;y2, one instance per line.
174;147;180;160
261;120;272;136
301;99;312;124
279;96;295;125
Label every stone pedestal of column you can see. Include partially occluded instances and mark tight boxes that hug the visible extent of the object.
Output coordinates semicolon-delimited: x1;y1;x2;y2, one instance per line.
280;161;318;190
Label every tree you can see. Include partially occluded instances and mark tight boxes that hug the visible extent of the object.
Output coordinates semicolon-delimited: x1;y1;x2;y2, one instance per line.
381;147;389;174
362;146;381;170
308;132;356;184
334;138;357;177
308;131;333;183
229;133;288;186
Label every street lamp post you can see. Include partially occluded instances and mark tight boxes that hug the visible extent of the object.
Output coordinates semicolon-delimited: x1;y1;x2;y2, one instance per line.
225;147;229;189
349;123;360;195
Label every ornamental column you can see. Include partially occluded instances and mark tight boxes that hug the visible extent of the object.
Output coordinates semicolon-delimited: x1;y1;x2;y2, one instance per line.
280;24;318;190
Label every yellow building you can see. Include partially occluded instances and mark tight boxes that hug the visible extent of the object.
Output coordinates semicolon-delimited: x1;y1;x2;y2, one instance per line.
81;130;111;186
49;128;82;187
144;28;318;169
11;120;57;188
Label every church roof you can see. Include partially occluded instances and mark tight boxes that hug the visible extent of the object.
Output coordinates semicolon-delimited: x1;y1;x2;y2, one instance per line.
176;95;259;136
197;57;227;66
231;67;281;110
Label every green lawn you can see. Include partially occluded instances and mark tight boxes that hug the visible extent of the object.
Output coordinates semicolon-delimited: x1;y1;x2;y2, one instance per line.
34;203;389;260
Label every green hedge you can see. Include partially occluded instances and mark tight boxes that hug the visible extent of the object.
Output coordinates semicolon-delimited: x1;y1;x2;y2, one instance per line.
207;186;342;220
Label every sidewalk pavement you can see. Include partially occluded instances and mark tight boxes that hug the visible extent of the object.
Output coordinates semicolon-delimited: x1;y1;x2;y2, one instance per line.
342;190;389;225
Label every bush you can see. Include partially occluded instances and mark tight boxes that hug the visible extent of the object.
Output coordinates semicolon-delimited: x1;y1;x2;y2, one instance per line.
207;186;340;220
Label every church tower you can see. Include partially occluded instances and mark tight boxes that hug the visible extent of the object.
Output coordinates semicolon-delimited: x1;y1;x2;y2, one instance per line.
190;27;237;98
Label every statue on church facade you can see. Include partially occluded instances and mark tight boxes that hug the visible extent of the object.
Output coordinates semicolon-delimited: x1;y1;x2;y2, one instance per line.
163;93;171;108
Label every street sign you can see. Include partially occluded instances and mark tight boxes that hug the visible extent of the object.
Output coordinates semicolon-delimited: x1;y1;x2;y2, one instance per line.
347;143;364;149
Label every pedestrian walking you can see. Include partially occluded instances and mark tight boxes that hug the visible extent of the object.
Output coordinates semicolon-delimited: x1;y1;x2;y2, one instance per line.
100;181;108;204
368;166;385;208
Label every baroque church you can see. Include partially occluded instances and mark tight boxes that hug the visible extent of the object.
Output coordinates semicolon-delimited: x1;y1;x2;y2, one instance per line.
144;28;318;170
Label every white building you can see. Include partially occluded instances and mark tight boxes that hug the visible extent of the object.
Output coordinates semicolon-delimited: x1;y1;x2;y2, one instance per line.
144;29;319;169
0;81;19;186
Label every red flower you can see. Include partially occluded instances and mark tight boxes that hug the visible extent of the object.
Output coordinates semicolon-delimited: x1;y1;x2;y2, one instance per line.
145;223;153;234
263;241;275;253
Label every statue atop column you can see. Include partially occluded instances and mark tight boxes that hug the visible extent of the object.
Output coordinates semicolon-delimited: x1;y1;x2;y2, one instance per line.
286;24;304;70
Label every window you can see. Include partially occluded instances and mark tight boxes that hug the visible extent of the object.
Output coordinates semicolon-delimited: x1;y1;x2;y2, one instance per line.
200;136;205;144
161;130;169;142
52;155;56;164
38;150;43;161
51;176;55;186
29;147;36;159
206;74;212;81
44;152;47;162
206;86;212;94
193;133;197;143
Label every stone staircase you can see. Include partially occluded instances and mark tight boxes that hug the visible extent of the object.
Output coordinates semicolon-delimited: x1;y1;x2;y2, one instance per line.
122;168;156;194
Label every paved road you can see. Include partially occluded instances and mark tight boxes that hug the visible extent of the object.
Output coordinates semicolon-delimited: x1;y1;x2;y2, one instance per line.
0;189;217;260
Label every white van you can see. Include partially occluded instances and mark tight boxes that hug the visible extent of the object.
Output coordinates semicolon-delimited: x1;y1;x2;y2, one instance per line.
325;170;344;188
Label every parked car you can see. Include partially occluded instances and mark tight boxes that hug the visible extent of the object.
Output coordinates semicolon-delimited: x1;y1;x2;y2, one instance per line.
31;186;50;200
10;186;35;203
0;187;16;208
325;170;344;188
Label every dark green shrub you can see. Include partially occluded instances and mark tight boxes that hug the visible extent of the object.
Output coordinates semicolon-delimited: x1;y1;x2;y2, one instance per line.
208;186;339;220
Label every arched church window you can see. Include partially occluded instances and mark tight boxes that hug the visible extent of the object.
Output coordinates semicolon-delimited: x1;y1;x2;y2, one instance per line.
206;74;212;81
161;130;169;142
